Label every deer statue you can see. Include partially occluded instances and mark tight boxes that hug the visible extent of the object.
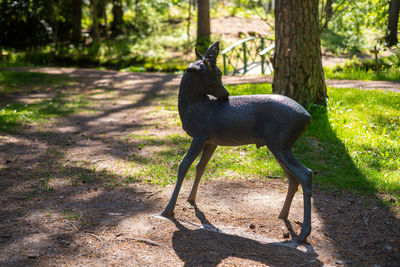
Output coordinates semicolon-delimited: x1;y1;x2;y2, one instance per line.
161;42;313;243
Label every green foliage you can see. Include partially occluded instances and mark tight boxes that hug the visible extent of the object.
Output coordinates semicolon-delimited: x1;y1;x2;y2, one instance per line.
0;0;53;49
320;30;349;54
327;0;390;51
2;3;192;71
211;0;274;19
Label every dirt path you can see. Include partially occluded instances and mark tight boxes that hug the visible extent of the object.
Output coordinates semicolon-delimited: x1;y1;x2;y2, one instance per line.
1;67;399;266
7;67;400;92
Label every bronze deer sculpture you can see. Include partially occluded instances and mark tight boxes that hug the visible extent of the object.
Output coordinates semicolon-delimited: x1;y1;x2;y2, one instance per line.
161;42;313;243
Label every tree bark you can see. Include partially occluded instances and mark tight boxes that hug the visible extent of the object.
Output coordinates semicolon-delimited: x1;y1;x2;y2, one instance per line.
273;0;327;107
49;0;59;49
386;0;400;47
72;0;82;45
323;0;332;29
187;0;192;48
91;0;100;42
111;0;123;38
196;0;211;53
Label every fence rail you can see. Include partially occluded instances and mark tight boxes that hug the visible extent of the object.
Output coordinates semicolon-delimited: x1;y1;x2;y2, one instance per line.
221;37;274;75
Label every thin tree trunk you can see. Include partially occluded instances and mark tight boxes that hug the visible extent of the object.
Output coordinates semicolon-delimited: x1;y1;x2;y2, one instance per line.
49;0;59;50
273;0;327;107
111;0;123;38
72;0;82;45
187;0;192;48
196;0;211;53
386;0;400;47
92;0;100;42
323;0;332;29
103;0;110;49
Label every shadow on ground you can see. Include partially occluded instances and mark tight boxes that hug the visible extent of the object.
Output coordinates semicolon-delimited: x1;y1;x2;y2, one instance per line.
170;204;321;266
0;68;180;265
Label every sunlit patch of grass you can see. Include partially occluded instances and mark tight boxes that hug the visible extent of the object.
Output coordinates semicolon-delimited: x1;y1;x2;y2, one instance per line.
125;132;284;186
0;96;93;132
324;64;400;81
227;83;273;95
311;87;400;198
0;71;95;132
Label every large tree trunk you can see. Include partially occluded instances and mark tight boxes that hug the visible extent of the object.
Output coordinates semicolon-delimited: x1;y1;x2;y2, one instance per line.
72;0;82;45
196;0;211;53
273;0;327;107
111;0;123;38
386;0;400;47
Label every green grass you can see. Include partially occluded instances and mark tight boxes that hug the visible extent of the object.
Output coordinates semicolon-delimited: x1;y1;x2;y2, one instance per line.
324;65;400;81
0;97;90;132
308;88;400;197
324;54;400;81
0;70;92;132
0;70;72;93
124;132;283;187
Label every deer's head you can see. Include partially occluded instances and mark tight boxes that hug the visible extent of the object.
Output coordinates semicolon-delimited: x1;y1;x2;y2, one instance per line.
186;42;229;100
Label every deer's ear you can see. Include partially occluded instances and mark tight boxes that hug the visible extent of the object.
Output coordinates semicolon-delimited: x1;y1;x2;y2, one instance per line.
202;58;211;71
186;63;201;72
205;41;219;64
195;48;204;60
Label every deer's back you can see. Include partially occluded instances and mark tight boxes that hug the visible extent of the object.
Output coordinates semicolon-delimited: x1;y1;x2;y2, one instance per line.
181;94;311;147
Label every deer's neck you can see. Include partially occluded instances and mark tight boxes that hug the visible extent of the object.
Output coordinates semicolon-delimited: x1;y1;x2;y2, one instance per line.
178;72;208;118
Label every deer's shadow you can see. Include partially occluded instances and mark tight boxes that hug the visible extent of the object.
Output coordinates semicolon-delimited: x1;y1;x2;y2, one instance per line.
170;204;321;267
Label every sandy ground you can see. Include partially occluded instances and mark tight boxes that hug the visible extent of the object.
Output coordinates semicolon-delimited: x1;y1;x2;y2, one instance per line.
1;67;399;266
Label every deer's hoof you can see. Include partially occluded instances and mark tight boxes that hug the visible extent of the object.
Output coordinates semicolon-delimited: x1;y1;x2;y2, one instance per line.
161;209;174;218
187;198;196;205
296;235;307;244
278;213;288;220
296;229;311;244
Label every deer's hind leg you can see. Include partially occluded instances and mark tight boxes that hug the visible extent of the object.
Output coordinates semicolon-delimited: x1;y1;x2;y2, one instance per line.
161;137;206;217
270;148;313;243
187;143;217;204
278;170;299;220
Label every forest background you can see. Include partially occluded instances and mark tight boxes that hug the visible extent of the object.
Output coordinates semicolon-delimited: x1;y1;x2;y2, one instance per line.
0;0;399;76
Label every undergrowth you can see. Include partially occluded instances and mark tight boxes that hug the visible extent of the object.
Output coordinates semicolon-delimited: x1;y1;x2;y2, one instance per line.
324;56;400;81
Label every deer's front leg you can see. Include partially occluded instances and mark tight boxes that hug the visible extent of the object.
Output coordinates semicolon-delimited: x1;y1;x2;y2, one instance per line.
187;143;217;204
161;137;205;217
